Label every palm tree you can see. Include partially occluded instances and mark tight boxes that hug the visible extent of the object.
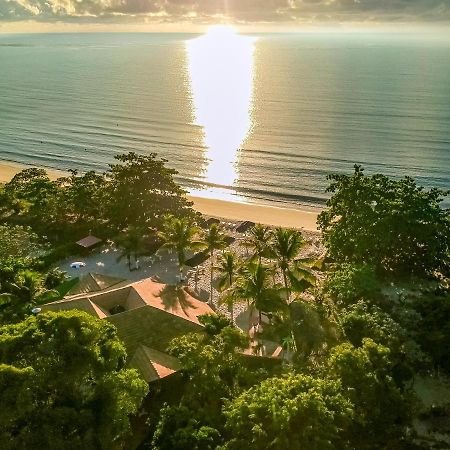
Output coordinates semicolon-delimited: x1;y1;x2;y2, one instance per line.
158;215;203;279
115;226;146;271
202;223;228;305
270;227;305;302
242;224;271;263
288;298;340;361
0;270;58;323
216;251;239;322
228;262;284;329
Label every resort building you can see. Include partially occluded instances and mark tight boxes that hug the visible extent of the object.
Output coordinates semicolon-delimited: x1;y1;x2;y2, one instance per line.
41;274;214;383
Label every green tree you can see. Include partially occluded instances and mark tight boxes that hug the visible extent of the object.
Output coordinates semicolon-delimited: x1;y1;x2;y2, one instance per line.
270;228;303;298
167;315;252;426
323;263;382;308
44;267;67;289
0;224;44;260
0;257;40;289
202;223;228;305
340;300;405;348
56;169;107;231
290;298;340;361
0;311;148;450
317;165;450;276
115;226;147;271
151;404;221;450
412;293;450;375
0;270;59;324
222;373;353;450
227;262;284;328
105;152;194;231
1;167;57;217
269;228;316;302
325;338;415;449
242;224;271;263
158;215;203;277
216;252;240;322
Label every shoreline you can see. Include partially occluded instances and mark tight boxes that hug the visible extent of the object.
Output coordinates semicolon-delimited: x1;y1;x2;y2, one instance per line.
0;160;320;232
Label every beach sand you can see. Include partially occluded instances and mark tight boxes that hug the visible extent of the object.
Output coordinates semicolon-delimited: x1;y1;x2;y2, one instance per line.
0;160;66;182
189;196;319;232
0;160;320;232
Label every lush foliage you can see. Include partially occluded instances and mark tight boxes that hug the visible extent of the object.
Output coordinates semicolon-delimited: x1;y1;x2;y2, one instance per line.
325;339;415;448
0;311;148;449
412;293;450;375
317;165;450;276
222;374;353;450
0;269;59;324
167;314;253;417
340;300;405;347
0;224;44;260
149;315;261;448
323;263;382;307
158;214;203;271
0;152;195;243
105;152;193;231
151;405;221;450
2;161;448;448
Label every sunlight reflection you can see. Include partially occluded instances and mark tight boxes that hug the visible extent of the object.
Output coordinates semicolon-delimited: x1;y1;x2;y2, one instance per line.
187;25;256;192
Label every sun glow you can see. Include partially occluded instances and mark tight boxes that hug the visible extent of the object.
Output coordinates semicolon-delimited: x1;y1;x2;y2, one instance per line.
187;25;256;193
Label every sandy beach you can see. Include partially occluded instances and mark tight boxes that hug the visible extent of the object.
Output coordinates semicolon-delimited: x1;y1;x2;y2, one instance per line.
0;160;66;183
189;196;320;232
0;160;320;232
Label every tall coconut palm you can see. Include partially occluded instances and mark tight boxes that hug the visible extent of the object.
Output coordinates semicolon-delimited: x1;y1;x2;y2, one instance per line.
216;251;240;322
158;215;203;278
242;224;271;263
288;298;340;360
115;226;146;271
270;227;305;302
228;262;284;329
0;270;59;323
202;223;228;305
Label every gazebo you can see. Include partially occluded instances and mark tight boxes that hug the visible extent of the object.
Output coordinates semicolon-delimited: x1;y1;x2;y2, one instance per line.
76;235;102;253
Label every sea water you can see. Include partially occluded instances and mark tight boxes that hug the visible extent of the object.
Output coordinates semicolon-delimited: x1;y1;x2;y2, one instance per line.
1;31;449;208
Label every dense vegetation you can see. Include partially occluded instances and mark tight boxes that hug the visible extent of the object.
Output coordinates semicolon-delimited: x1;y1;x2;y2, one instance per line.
0;310;148;449
1;158;449;449
0;152;195;255
317;165;450;276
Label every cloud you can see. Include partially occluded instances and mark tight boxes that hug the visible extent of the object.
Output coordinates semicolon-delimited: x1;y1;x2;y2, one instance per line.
1;0;450;23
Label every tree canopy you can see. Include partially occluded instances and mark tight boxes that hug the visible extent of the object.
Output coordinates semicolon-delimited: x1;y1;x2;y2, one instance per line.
0;269;59;324
0;152;196;243
105;152;194;230
0;311;148;450
222;373;353;450
317;165;450;276
0;224;44;261
325;339;415;449
167;314;252;417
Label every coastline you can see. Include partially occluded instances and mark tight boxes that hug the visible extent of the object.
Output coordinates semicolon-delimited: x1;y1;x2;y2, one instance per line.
189;196;320;232
0;160;320;232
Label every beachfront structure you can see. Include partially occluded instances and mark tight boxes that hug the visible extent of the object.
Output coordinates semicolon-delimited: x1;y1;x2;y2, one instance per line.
65;272;128;296
41;275;214;383
75;235;102;252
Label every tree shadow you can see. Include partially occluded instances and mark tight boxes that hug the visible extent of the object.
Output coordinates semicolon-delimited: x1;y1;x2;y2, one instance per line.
158;285;196;317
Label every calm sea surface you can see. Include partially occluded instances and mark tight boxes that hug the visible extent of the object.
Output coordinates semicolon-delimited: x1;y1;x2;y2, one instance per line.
1;32;449;208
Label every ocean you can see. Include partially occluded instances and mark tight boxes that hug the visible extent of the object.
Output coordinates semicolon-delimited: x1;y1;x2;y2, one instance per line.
1;31;449;209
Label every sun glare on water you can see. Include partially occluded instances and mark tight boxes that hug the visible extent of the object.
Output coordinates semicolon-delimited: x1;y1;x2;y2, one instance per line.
187;25;256;194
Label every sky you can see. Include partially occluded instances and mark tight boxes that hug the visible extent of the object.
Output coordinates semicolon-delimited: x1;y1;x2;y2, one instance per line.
1;0;450;32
